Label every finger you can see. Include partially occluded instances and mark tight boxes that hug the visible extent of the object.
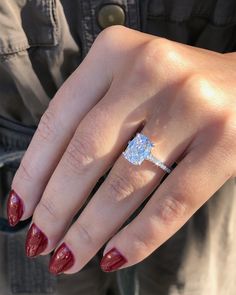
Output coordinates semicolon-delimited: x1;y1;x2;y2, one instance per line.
24;83;148;257
47;115;193;274
8;41;112;226
100;134;232;271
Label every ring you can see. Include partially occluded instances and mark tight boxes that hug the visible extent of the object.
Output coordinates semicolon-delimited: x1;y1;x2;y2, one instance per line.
122;133;172;174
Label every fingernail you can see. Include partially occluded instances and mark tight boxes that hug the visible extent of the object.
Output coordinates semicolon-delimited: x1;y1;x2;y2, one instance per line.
49;243;75;275
25;223;48;257
7;189;24;226
100;248;127;272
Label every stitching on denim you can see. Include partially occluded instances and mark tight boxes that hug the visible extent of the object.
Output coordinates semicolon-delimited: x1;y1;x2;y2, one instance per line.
147;14;236;27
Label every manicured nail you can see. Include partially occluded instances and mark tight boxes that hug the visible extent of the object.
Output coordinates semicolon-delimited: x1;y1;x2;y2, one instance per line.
100;248;127;272
25;223;48;257
7;189;24;226
49;243;75;275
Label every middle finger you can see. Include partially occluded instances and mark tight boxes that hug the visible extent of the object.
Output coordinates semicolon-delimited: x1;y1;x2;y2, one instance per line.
25;86;145;257
48;112;194;274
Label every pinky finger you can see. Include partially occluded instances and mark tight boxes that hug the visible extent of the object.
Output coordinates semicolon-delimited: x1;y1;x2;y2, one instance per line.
100;148;231;272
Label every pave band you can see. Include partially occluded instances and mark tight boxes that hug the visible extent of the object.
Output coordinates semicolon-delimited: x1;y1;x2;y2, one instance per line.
122;133;172;174
146;153;172;174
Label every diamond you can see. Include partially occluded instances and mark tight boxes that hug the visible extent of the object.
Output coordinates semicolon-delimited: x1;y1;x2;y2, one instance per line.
123;133;154;165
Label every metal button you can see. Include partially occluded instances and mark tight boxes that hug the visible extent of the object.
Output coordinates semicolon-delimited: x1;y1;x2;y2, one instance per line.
98;4;125;29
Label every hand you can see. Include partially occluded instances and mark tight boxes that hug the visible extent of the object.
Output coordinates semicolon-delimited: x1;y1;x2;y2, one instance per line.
7;26;236;274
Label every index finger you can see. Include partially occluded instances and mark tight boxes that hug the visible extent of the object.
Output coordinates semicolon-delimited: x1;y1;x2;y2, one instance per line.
7;44;112;226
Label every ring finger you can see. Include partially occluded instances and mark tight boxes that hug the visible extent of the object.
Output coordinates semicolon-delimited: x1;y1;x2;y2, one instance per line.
23;83;148;257
48;114;194;274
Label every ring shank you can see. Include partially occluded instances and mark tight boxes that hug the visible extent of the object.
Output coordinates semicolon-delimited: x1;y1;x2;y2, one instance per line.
146;153;172;174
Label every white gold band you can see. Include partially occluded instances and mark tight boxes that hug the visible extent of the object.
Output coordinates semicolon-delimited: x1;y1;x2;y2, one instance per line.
146;153;172;174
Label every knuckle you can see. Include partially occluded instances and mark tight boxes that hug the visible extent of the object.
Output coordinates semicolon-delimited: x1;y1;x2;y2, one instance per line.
74;222;95;246
144;38;176;63
180;75;236;129
133;38;185;85
182;74;207;96
181;74;218;108
64;132;95;175
63;106;108;176
92;26;129;72
132;39;160;81
180;74;221;116
36;107;58;142
36;197;59;221
92;26;138;76
106;172;136;202
156;195;188;225
130;229;152;257
96;25;127;47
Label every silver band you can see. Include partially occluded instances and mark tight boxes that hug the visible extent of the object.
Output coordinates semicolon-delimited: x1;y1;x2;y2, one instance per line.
146;153;172;174
122;133;172;174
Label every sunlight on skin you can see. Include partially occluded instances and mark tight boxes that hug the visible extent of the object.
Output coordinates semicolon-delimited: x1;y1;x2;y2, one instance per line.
7;26;236;275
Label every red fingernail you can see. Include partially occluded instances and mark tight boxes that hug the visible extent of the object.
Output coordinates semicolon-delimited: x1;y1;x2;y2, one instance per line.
100;248;127;272
25;223;48;257
7;189;24;226
49;243;75;275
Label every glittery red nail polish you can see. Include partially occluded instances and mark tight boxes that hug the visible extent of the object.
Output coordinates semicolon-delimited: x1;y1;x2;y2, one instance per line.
25;223;48;257
49;243;75;275
7;189;24;226
100;248;127;272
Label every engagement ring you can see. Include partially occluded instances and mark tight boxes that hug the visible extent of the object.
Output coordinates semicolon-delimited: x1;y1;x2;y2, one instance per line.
123;133;172;174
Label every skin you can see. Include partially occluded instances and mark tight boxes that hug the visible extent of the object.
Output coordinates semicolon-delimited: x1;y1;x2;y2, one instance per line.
10;26;236;273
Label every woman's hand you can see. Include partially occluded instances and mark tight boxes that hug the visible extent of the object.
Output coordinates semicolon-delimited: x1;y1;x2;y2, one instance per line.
7;26;236;274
